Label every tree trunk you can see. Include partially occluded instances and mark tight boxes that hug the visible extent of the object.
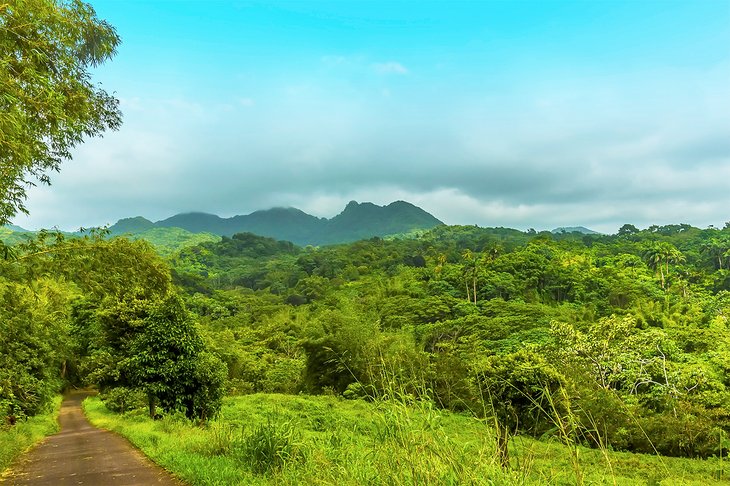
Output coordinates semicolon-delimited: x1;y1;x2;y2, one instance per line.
473;275;477;304
148;394;157;418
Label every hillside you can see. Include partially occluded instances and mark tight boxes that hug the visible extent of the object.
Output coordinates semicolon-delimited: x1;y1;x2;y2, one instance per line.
0;224;219;257
323;200;443;244
125;227;220;256
117;200;443;246
0;226;33;245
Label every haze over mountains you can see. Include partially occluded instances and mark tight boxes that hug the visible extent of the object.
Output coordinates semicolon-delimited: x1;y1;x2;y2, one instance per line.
551;226;601;235
4;200;605;248
109;200;444;246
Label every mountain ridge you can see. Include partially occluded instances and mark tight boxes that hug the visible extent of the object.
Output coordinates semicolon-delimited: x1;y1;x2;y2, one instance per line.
111;200;444;246
551;226;601;235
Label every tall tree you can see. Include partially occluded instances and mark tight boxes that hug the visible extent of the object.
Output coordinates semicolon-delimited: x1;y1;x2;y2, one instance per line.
461;249;477;304
701;237;730;270
0;0;122;224
643;242;685;290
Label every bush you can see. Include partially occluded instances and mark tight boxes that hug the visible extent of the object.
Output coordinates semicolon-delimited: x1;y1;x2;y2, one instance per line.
99;387;146;414
188;351;228;421
235;419;302;474
343;382;377;401
261;358;304;394
0;396;61;472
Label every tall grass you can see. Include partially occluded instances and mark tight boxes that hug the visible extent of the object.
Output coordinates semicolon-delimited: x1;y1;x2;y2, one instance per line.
0;395;62;475
83;392;726;485
237;419;302;474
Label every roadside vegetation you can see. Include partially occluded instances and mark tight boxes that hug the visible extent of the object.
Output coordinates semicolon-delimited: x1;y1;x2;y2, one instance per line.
0;396;61;474
84;393;726;485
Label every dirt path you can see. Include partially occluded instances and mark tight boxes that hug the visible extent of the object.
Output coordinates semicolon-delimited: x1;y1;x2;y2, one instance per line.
2;390;184;485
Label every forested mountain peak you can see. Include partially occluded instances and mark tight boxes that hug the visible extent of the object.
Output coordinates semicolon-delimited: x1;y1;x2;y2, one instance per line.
2;224;29;232
156;212;225;232
109;216;155;234
238;206;323;224
326;200;443;243
551;226;601;235
106;201;443;246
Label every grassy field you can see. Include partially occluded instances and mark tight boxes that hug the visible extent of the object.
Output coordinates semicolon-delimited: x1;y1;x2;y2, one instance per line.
0;396;62;476
83;393;726;485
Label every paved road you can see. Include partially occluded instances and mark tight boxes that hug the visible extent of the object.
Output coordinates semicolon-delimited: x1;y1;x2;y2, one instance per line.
2;390;183;485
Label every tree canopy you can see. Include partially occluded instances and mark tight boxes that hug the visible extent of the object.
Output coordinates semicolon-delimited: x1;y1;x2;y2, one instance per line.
0;0;121;224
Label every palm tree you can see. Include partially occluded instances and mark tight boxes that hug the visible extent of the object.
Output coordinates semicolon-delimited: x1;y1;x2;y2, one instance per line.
482;243;502;264
700;237;730;270
643;242;685;290
434;253;447;279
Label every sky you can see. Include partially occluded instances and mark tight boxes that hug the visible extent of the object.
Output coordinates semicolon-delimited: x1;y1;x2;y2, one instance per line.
13;0;730;234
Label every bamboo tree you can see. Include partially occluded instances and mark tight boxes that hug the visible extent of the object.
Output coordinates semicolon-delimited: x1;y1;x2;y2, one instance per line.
0;0;122;224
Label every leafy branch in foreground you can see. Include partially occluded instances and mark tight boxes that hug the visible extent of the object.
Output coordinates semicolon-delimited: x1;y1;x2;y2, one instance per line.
0;0;122;225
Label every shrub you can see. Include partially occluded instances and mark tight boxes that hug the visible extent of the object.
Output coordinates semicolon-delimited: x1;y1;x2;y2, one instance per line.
99;387;146;414
235;419;302;474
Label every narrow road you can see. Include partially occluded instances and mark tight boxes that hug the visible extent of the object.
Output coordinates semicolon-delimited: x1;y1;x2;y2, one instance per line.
2;390;183;485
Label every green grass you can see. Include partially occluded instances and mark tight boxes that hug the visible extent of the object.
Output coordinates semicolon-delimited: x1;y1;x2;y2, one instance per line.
83;394;726;485
0;395;62;476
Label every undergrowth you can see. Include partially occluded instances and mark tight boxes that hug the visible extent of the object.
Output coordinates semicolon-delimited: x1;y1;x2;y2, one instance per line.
0;395;62;476
83;393;726;485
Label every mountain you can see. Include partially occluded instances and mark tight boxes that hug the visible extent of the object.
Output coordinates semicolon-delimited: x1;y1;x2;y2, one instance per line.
155;208;323;243
551;226;601;235
156;213;226;234
325;201;443;244
109;216;155;234
227;207;324;244
1;225;33;245
3;224;29;232
112;200;444;246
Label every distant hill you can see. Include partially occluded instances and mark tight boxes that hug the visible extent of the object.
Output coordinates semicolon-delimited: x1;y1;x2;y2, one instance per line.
325;201;442;244
0;225;34;245
0;201;442;251
115;200;444;246
109;216;155;234
155;207;325;244
154;213;226;234
3;224;29;232
551;226;601;235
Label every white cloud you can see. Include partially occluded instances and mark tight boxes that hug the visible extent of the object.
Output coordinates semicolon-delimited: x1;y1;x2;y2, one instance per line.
12;62;730;235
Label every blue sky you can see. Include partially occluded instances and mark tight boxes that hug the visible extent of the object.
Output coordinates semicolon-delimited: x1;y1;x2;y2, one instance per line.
15;0;730;233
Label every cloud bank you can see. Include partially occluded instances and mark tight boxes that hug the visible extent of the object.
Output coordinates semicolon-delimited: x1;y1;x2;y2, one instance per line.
12;2;730;235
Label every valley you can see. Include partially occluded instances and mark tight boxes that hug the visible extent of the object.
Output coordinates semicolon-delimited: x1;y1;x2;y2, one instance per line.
3;216;730;484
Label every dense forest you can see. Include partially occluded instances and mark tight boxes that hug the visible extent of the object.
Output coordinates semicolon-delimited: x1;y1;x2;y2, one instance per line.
4;221;730;469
